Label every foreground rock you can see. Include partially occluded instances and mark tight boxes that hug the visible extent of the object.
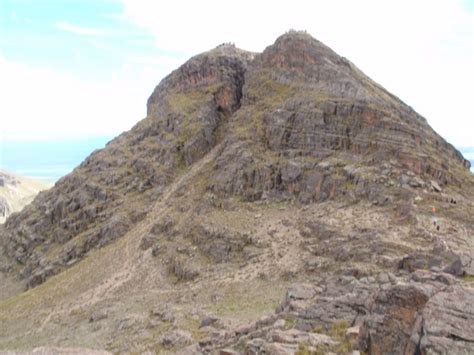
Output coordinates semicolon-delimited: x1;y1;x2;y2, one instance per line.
182;271;474;354
420;285;474;354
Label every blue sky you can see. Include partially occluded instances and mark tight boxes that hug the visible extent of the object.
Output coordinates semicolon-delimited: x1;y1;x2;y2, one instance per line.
0;0;186;141
0;0;473;148
0;0;185;79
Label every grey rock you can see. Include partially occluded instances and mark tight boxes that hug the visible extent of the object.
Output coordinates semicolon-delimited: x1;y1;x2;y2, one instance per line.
200;317;218;328
408;176;425;188
281;163;302;183
286;284;317;300
150;305;175;323
218;349;240;355
245;338;266;354
358;278;474;354
139;234;155;251
168;256;200;281
269;329;337;346
273;319;286;329
262;342;298;354
162;330;193;349
445;253;474;277
377;273;390;284
89;310;108;323
430;180;442;192
420;285;474;354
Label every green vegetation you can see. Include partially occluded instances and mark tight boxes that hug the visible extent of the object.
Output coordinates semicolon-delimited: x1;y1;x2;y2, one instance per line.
167;85;219;145
312;324;325;334
167;90;209;114
296;320;354;355
329;320;349;339
463;274;474;284
296;342;313;355
209;280;288;320
284;317;297;329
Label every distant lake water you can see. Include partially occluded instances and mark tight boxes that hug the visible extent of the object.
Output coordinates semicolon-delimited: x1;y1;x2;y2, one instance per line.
0;137;472;182
0;136;114;182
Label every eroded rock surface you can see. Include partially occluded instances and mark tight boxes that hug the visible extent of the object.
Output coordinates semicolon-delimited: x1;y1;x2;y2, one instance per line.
185;271;473;354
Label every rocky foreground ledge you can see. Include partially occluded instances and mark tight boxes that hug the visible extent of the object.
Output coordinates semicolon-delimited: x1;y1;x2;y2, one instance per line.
3;269;471;355
169;270;473;354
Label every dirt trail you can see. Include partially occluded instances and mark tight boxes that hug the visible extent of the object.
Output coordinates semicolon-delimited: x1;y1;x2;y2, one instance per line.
71;143;226;308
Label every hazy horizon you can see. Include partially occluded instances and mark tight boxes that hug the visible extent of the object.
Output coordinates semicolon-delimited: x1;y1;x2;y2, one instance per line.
0;136;113;181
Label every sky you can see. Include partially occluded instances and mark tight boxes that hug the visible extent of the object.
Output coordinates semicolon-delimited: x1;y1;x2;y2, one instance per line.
0;0;473;149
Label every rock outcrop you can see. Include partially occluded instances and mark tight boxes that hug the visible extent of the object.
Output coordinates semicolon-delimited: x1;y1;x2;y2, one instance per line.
0;46;253;285
181;271;473;354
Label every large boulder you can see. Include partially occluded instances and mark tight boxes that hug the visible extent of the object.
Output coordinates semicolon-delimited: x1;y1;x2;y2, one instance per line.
359;280;474;354
420;285;474;354
358;284;432;354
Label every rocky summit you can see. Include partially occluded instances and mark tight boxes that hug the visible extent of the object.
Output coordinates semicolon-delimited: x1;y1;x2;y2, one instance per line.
0;31;473;354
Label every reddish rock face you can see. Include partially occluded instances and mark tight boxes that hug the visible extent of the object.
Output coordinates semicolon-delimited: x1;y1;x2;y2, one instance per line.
258;33;337;71
209;32;470;203
360;285;431;354
357;281;474;355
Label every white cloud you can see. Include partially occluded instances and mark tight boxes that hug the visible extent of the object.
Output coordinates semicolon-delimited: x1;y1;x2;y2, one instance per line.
2;1;472;149
55;21;104;36
120;0;474;147
0;56;149;141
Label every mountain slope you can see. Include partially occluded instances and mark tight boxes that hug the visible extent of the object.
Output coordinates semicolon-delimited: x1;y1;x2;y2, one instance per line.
0;169;50;224
0;31;473;354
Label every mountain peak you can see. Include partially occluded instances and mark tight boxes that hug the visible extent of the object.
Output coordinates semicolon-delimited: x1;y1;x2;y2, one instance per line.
146;43;253;118
275;29;318;43
259;30;341;70
1;32;473;354
275;29;331;49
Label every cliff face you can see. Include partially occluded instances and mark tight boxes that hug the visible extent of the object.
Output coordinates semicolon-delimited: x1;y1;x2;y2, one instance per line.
0;32;473;354
0;46;254;285
208;32;469;203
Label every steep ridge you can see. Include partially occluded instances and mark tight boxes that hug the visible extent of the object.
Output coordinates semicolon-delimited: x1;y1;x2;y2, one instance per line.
208;32;470;203
0;45;253;288
0;31;473;353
